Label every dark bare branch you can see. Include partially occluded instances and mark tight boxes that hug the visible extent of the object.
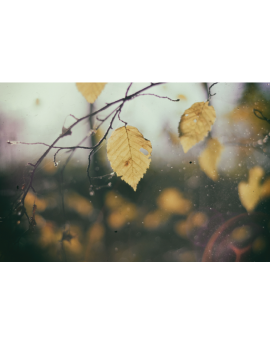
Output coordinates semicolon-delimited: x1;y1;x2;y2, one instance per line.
208;82;218;101
10;82;167;220
133;93;179;102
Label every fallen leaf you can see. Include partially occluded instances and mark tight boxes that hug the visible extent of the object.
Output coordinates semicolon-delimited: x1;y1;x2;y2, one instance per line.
238;166;270;212
107;126;152;191
178;101;216;153
157;188;192;215
198;138;224;181
76;83;106;103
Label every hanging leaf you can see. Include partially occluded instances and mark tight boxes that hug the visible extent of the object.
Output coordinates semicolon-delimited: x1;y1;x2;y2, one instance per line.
178;101;216;153
238;166;270;212
76;83;106;103
198;138;224;181
107;126;152;191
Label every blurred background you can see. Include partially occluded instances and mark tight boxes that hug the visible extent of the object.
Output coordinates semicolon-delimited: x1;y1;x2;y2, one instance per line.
1;82;270;262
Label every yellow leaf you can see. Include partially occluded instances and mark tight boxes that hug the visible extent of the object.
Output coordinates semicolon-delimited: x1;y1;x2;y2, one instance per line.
66;192;93;216
107;203;137;229
24;192;47;215
198;138;224;181
76;83;106;103
144;210;169;230
88;223;105;243
39;222;61;247
231;226;252;242
107;125;152;191
178;101;216;153
174;211;208;237
238;166;270;212
105;191;125;210
157;188;192;215
261;178;270;199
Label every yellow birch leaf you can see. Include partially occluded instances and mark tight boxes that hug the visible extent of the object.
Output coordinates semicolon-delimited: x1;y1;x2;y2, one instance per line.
178;101;216;153
76;83;106;103
107;125;152;191
261;178;270;199
238;166;270;212
198;138;224;181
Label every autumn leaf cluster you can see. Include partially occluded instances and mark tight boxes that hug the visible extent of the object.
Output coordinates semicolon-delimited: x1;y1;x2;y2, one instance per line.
76;83;270;213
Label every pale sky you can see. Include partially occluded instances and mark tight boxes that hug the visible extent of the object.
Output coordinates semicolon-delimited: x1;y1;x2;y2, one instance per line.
0;83;244;171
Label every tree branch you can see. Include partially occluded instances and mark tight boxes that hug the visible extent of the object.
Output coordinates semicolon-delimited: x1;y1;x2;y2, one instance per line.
10;82;167;221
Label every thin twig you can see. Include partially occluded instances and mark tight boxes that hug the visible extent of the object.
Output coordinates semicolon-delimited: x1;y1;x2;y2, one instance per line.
7;140;92;150
253;109;270;123
87;108;121;182
125;83;133;97
208;82;218;101
133;93;179;102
